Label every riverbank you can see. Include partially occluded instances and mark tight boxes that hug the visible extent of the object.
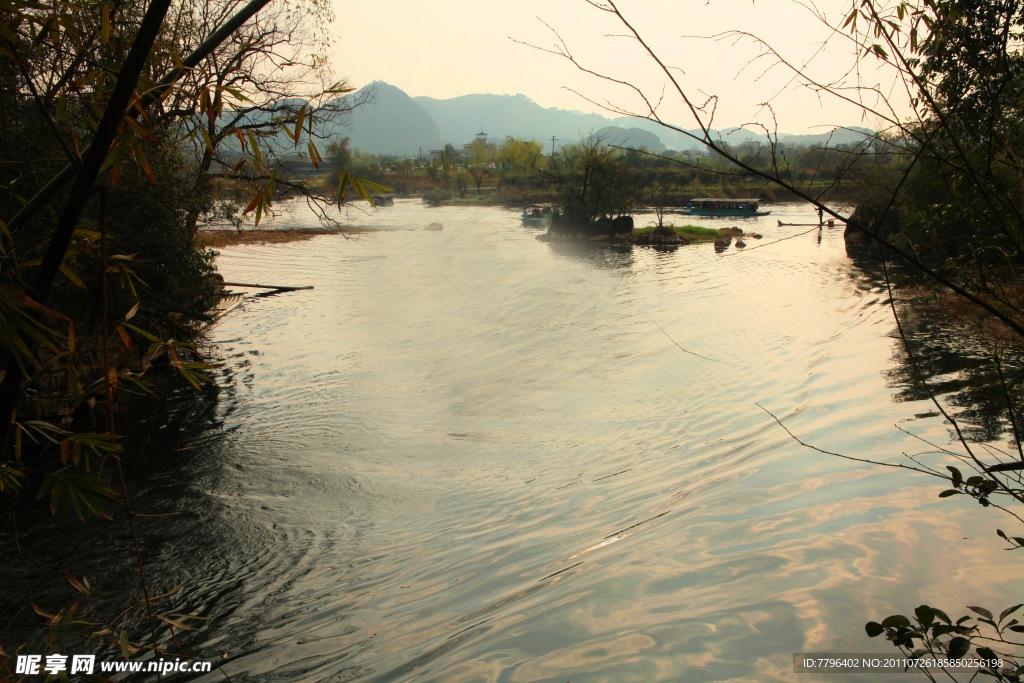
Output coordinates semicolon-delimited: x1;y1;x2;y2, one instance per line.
420;181;854;209
904;283;1024;345
197;227;375;248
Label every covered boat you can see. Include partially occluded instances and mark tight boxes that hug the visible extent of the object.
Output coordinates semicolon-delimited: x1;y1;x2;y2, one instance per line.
521;204;553;226
679;198;770;217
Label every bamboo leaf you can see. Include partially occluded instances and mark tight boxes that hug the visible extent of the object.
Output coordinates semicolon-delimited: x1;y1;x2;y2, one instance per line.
200;127;214;154
60;263;87;288
64;570;86;594
132;145;157;184
116;325;134;352
358;177;395;194
247;131;261;162
122;323;160;342
100;3;108;43
324;82;355;94
123;116;158;143
242;189;264;215
0;464;25;492
308;141;319;170
293;106;306;146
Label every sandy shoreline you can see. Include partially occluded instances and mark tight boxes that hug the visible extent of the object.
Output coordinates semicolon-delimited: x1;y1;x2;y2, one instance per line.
197;227;376;247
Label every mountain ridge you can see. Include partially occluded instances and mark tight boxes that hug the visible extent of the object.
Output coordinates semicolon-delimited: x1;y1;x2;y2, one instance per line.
330;81;874;156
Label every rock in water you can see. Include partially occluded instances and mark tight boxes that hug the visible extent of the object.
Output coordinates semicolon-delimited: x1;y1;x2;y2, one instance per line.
424;223;443;231
735;239;747;248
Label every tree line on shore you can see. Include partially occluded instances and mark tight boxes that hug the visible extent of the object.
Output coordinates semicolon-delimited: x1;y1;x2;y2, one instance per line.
313;131;885;213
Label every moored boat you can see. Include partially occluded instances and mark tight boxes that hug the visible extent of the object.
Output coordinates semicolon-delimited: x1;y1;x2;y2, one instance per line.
521;204;553;226
371;195;394;207
679;198;770;217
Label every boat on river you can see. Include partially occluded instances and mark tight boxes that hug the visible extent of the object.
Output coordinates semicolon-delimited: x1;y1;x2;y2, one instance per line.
521;204;553;226
679;198;770;217
371;195;394;207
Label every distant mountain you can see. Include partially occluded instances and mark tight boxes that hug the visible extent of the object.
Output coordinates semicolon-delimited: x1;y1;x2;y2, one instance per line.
608;117;697;150
606;117;874;150
310;81;874;156
777;127;875;147
327;81;442;156
413;93;611;148
596;126;666;152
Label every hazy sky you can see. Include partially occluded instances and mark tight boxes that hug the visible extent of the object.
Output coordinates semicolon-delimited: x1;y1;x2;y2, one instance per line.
329;0;912;135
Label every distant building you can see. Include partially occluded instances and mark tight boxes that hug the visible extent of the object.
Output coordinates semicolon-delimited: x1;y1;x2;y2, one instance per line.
461;129;494;158
429;129;497;160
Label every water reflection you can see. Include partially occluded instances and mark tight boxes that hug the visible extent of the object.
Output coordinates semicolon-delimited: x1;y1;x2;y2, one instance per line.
842;239;1024;446
542;241;637;270
0;372;231;640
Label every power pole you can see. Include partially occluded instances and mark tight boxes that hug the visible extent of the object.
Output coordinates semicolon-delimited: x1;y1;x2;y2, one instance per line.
550;135;557;157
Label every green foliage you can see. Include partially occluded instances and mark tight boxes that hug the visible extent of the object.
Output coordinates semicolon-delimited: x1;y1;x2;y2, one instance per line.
549;135;638;224
465;140;493;191
327;136;351;172
497;137;544;189
865;603;1024;680
438;143;458;181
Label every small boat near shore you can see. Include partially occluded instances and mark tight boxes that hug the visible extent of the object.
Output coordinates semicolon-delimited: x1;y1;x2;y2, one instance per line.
372;195;394;207
679;198;770;217
521;204;553;226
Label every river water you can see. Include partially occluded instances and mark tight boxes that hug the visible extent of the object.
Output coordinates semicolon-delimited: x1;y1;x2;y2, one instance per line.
13;200;1024;682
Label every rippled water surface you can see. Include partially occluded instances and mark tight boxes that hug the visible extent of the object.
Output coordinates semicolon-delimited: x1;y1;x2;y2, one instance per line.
58;202;1024;681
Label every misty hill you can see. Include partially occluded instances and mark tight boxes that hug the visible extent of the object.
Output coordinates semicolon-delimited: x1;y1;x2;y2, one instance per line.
606;117;874;150
308;81;874;156
327;81;442;155
414;93;611;149
776;127;875;147
596;126;666;152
